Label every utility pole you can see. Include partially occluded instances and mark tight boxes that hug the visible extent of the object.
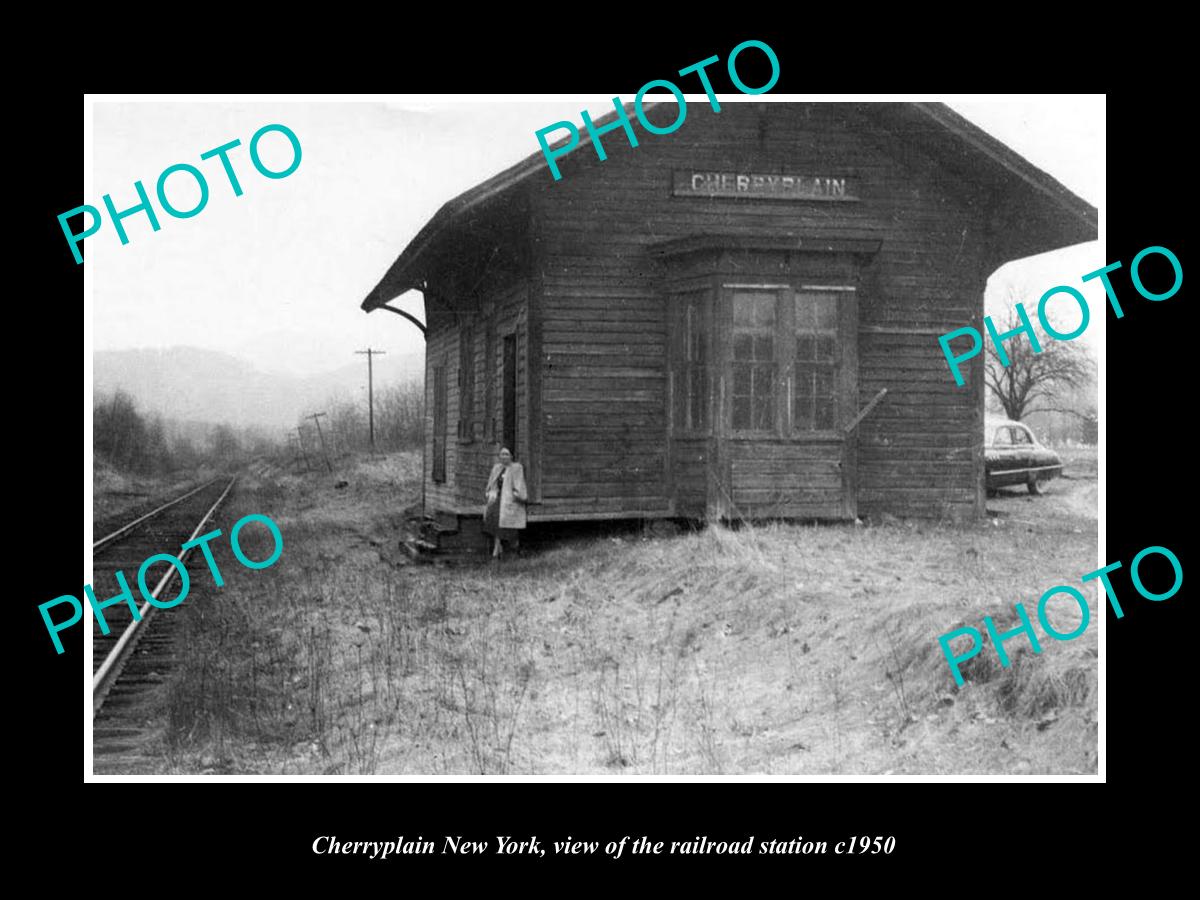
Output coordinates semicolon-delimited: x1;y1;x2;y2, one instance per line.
355;347;386;450
307;412;333;473
293;428;312;472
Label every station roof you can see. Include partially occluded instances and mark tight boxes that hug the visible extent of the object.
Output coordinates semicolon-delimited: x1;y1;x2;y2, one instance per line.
361;102;1098;313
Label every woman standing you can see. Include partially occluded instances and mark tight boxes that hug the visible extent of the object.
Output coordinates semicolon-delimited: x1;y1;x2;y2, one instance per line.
483;447;527;558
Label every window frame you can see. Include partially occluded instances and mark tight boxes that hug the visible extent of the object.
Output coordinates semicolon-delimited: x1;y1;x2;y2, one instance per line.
670;289;713;437
721;282;854;440
789;286;847;438
727;284;786;438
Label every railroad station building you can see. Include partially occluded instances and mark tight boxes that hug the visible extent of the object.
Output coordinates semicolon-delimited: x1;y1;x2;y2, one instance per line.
361;102;1096;532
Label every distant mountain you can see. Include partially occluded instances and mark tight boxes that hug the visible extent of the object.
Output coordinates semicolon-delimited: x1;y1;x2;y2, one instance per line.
232;327;426;380
93;346;424;432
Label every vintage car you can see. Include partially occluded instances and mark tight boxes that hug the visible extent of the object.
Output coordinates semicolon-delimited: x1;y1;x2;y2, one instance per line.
985;418;1063;495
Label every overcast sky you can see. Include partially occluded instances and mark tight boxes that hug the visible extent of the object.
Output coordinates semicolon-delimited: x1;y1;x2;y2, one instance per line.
89;95;1105;376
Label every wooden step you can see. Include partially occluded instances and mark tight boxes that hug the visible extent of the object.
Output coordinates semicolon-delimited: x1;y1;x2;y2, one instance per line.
401;514;491;564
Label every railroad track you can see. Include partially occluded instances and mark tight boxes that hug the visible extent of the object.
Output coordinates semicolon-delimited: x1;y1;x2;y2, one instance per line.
92;475;238;769
93;477;223;553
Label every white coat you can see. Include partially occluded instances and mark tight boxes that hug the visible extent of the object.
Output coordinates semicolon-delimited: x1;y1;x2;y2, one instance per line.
486;461;528;529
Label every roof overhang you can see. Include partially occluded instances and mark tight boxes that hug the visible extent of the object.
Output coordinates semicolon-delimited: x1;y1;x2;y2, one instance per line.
905;103;1097;234
361;102;1099;313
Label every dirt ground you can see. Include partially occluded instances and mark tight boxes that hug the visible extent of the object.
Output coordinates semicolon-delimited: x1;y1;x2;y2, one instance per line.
139;446;1098;776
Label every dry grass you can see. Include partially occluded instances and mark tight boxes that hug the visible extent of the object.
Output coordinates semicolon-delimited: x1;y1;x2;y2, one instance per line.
143;448;1097;775
92;462;215;524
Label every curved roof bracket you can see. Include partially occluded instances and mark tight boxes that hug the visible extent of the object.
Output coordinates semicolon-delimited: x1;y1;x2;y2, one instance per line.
378;303;427;337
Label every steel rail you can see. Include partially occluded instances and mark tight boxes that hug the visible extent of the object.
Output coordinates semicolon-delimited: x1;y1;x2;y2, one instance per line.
93;477;222;552
92;476;238;716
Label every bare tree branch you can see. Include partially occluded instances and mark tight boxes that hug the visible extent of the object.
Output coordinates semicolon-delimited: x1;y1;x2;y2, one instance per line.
984;299;1095;421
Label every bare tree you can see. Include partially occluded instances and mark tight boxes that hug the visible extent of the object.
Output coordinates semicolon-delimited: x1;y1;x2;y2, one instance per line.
328;398;366;455
209;424;242;463
95;390;146;470
300;379;424;456
985;304;1094;422
94;390;281;473
375;379;424;449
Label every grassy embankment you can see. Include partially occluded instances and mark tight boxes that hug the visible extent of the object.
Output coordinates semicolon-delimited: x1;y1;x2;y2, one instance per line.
149;448;1097;775
93;460;218;524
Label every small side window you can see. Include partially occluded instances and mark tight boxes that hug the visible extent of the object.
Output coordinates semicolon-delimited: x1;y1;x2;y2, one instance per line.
993;427;1013;447
1011;426;1033;445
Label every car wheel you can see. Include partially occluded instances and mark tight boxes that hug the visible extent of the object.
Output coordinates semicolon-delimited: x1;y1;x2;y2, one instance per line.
1027;478;1044;496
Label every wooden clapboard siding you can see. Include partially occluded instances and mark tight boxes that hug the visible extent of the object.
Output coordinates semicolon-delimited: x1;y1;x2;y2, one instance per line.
726;440;846;519
855;212;991;518
423;324;456;513
391;103;1093;523
535;269;671;515
527;102;996;519
421;281;530;514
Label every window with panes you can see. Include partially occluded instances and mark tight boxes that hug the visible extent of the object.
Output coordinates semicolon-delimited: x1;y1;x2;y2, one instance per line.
727;286;847;436
676;292;709;432
791;290;840;433
731;291;778;432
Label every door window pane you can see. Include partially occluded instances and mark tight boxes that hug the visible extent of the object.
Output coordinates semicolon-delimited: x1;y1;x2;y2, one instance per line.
792;291;840;433
734;292;776;327
815;367;834;396
731;291;778;432
676;293;709;432
753;391;774;430
732;399;750;430
815;294;838;330
814;398;835;431
733;367;752;397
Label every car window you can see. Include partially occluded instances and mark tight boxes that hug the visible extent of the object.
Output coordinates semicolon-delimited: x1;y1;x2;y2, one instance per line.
993;427;1013;446
1010;426;1033;445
